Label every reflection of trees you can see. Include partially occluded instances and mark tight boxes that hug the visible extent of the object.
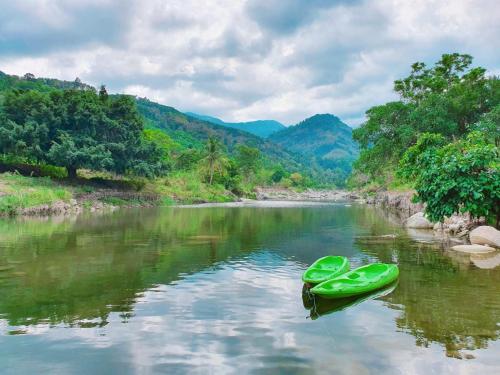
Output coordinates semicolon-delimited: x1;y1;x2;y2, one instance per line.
2;204;497;360
0;205;375;328
356;236;500;359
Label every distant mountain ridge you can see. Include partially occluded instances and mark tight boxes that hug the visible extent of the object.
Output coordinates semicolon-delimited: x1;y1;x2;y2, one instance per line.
185;112;286;138
269;114;359;179
137;99;308;172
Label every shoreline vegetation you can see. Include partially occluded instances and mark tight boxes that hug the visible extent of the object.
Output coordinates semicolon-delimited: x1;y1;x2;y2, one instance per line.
0;170;356;217
1;171;498;252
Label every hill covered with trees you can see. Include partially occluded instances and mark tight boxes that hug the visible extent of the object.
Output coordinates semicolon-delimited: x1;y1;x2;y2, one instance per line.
185;112;286;138
269;114;359;183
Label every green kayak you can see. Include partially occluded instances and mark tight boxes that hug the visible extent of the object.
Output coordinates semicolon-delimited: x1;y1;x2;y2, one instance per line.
310;263;399;299
302;255;350;284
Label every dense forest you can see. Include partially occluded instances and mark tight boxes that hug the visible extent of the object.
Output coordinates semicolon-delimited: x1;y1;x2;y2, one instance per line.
351;53;499;225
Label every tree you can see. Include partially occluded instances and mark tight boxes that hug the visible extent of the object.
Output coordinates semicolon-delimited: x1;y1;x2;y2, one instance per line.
470;104;500;147
98;85;109;102
175;148;202;170
143;128;177;169
200;137;228;185
399;132;500;227
235;145;261;178
23;73;35;81
271;165;287;183
0;88;167;178
290;172;303;187
352;53;499;185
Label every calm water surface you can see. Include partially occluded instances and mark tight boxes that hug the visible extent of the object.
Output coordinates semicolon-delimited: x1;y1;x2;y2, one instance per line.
0;203;499;374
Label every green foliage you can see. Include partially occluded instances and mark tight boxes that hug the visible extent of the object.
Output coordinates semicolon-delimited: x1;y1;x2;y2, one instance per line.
175;148;203;170
352;53;499;185
199;137;229;185
0;89;167;178
399;132;500;224
186;112;286;138
397;133;447;181
271;165;287;183
470;104;500;147
143;128;178;171
269;114;358;186
235;145;261;177
156;171;234;204
0;173;72;214
135;98;309;177
289;172;304;186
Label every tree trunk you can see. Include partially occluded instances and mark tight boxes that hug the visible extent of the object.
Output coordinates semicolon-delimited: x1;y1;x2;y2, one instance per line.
209;160;214;185
67;166;78;179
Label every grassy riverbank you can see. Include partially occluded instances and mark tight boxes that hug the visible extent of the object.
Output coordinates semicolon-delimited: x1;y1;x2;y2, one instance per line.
0;173;73;214
0;171;238;216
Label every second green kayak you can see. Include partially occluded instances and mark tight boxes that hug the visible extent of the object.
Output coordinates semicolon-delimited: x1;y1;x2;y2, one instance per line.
302;255;350;284
310;263;399;299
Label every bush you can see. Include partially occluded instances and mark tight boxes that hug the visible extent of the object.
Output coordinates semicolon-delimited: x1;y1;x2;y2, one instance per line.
399;131;500;225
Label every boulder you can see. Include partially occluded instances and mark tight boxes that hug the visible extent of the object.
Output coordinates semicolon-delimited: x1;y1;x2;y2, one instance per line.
469;226;500;248
470;252;500;269
405;212;434;229
451;244;496;254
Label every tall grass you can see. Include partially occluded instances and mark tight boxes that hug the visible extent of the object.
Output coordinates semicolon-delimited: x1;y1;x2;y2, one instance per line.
0;173;72;214
155;171;234;204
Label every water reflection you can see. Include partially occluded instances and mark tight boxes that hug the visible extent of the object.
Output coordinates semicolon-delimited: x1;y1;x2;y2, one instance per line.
0;204;499;373
302;282;399;320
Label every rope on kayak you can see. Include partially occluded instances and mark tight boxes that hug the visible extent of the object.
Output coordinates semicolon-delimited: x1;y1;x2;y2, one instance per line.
310;292;318;319
304;286;318;319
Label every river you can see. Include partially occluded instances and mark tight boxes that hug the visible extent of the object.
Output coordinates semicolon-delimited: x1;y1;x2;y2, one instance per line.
0;202;499;374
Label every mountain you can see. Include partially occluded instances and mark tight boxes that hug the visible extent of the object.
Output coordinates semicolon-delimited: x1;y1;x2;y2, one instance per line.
185;112;286;138
269;114;359;175
136;99;308;171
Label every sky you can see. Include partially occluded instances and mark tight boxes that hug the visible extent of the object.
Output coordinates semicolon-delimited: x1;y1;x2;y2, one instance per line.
0;0;499;126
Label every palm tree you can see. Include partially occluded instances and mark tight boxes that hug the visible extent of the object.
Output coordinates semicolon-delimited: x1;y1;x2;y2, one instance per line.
201;137;228;184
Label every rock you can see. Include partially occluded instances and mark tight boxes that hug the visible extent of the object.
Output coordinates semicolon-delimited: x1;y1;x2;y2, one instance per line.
70;199;78;206
470;252;500;269
447;223;460;234
451;244;496;254
456;230;469;238
405;212;434;229
469;226;500;248
406;228;436;242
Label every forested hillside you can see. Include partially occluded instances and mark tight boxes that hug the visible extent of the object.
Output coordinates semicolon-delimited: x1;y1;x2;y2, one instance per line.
137;99;304;172
269;114;359;182
185;112;286;138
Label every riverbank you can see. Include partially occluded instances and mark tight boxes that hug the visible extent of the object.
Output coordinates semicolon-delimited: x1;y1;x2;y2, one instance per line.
0;172;488;243
0;172;357;218
0;172;176;217
364;190;486;238
254;187;357;201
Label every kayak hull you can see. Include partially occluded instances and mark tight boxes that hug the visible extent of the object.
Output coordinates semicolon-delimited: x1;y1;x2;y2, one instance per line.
310;263;399;299
305;281;398;319
302;255;350;284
